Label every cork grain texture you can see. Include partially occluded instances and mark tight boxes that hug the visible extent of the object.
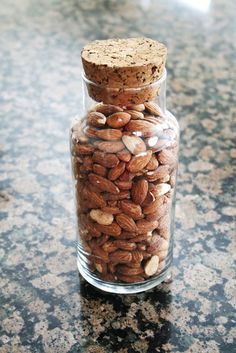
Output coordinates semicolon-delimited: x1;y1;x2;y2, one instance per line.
81;37;167;88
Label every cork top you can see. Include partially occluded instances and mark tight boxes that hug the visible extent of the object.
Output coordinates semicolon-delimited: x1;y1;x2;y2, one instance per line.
81;37;167;89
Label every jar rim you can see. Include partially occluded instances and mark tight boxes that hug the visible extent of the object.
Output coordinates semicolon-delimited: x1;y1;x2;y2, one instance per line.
82;68;167;90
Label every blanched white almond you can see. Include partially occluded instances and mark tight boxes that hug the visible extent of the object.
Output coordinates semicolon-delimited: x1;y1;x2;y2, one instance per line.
90;209;114;225
122;135;146;155
144;255;159;276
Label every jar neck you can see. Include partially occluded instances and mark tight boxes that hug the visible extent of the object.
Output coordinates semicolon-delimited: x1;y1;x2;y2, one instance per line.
82;69;167;113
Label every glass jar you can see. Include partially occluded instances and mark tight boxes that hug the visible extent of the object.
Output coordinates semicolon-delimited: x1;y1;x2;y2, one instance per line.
70;40;179;294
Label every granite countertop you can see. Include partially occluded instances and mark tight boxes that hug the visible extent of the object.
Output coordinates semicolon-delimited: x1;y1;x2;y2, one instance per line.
0;0;235;352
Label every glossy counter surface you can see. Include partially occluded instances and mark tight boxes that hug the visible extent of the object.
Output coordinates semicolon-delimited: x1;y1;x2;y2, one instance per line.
0;0;235;352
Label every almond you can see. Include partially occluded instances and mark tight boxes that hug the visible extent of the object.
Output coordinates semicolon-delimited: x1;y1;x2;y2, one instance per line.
113;240;136;251
119;170;135;181
102;241;118;253
103;191;130;201
145;165;170;182
96;129;122;141
158;214;170;230
75;143;94;155
97;141;124;153
106;112;131;128
158;175;170;183
84;126;98;138
117;274;144;283
136;219;158;234
127;150;152;172
109;250;132;264
155;250;168;261
122;135;146;155
108;162;126;181
94;103;123;115
119;231;137;239
170;174;176;187
101;206;121;215
83;188;106;208
88;111;106;127
116;213;137;232
92;151;119;168
93;163;107;177
116;265;143;276
143;196;165;215
152;183;171;197
146;204;168;221
117;148;132;162
88;173;120;194
141;191;155;207
126;104;145;111
89;234;109;248
94;222;121;237
115;180;132;190
146;155;159;170
125;110;144;120
146;234;162;253
120;200;143;220
144;102;163;116
158;149;177;166
94;259;107;274
144;255;159;276
131;250;144;263
125;120;162;137
131;178;148;204
90;209;114;225
146;137;171;152
92;247;110;263
158;227;170;240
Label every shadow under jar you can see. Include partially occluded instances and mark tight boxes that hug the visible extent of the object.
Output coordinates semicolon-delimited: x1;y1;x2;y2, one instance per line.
70;38;179;294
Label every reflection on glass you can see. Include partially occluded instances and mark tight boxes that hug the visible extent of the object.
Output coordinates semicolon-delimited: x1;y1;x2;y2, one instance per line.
178;0;211;12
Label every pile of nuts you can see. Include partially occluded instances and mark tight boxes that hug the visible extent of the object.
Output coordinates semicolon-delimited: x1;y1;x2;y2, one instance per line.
71;102;178;283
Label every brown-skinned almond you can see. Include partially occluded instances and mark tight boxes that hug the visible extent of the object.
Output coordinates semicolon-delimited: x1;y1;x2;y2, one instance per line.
88;173;120;194
106;112;131;128
127;150;152;173
116;213;137;232
131;179;148;204
96;129;122;141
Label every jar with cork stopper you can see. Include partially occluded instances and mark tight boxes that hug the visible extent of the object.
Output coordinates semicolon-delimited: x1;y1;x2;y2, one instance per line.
70;37;179;293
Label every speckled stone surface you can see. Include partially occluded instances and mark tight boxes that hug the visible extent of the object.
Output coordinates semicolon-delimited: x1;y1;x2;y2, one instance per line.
0;0;236;352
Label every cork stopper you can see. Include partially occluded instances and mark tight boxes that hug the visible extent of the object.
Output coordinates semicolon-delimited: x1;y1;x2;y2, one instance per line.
81;37;167;104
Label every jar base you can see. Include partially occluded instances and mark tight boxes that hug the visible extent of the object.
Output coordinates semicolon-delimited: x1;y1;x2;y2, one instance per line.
77;258;172;294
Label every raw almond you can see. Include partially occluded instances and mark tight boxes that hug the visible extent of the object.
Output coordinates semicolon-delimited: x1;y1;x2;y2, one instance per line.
158;214;170;230
92;151;119;168
97;141;124;153
94;259;107;274
102;241;118;253
113;240;136;251
75;143;94;155
141;191;155;207
92;247;110;263
136;219;158;234
131;250;144;263
109;250;132;264
146;204;168;221
96;129;122;141
106;112;131;128
122;135;146;155
152;183;171;197
88;173;120;194
94;103;123;115
84;188;106;208
126;104;145;111
103;191;130;201
125;110;144;120
145;165;169;182
120;200;143;220
125;120;162;137
90;209;114;225
108;162;126;181
94;222;121;237
89;234;109;248
155;250;168;261
146;137;171;152
88;111;106;127
144;102;163;116
101;206;121;215
144;255;159;276
158;175;170;183
117;148;132;162
117;274;144;283
158;149;177;166
116;213;137;232
116;265;143;276
127;150;152;173
93;163;107;177
143;196;165;215
84;126;98;138
146;155;159;170
115;180;132;190
119;170;135;181
131;178;148;204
